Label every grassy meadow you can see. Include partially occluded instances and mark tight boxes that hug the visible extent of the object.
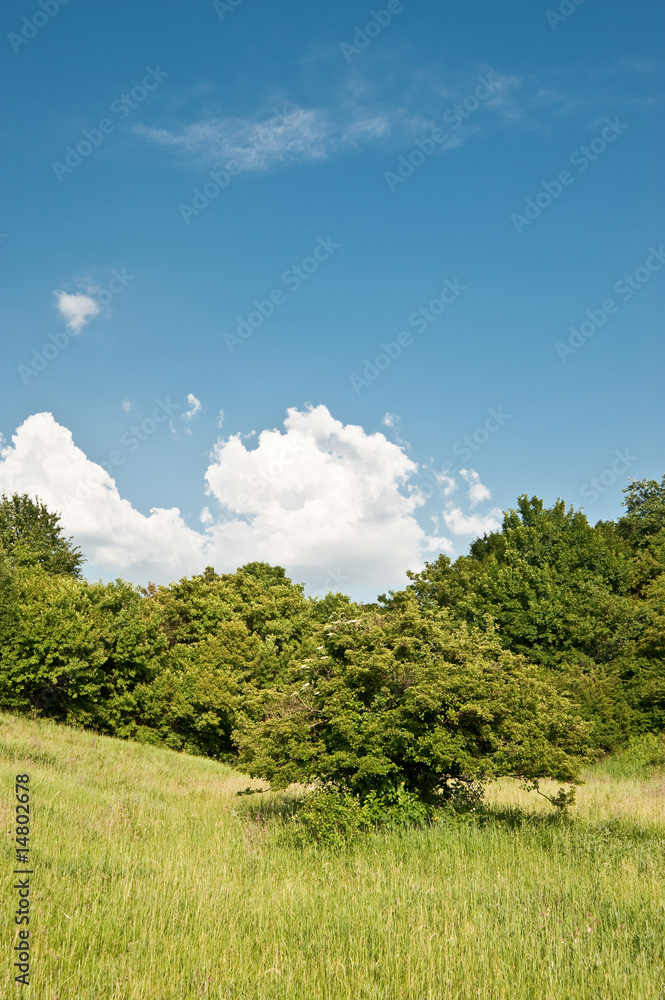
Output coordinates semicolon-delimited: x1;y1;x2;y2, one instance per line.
1;711;664;1000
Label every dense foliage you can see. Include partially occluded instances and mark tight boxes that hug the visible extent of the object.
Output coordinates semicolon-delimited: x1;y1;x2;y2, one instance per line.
0;481;662;820
398;479;665;748
0;493;84;577
234;594;593;806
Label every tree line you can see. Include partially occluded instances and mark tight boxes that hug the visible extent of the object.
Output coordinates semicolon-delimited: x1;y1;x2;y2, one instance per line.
0;479;663;823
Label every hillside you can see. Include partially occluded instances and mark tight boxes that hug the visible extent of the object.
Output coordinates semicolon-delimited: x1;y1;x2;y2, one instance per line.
2;712;664;999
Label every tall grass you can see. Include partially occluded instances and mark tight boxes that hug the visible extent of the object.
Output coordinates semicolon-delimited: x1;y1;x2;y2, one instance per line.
1;712;664;999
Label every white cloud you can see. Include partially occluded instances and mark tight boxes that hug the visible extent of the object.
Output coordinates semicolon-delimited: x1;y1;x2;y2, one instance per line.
482;72;526;123
382;412;398;428
54;291;100;334
341;114;392;145
429;468;457;497
0;413;203;582
460;468;492;507
121;399;132;413
442;506;502;537
134;100;469;173
135;107;333;171
217;409;225;429
134;68;530;175
439;475;457;496
0;407;460;596
0;408;504;597
202;405;451;589
181;394;202;433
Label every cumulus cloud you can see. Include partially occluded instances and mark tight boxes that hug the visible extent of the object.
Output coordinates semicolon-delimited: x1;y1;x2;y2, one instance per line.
442;506;502;537
0;407;507;597
54;291;100;333
0;413;203;583
460;468;492;507
0;407;465;596
201;405;455;590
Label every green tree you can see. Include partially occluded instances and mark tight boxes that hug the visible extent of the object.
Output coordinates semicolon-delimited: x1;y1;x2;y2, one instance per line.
234;594;593;808
617;476;665;594
125;563;320;756
150;563;314;687
0;567;165;733
0;493;84;578
133;622;262;759
0;548;12;602
400;496;648;749
307;590;365;624
405;498;635;665
618;475;665;549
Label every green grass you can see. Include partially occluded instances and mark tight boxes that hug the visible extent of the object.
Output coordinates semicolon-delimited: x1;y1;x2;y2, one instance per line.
1;712;664;999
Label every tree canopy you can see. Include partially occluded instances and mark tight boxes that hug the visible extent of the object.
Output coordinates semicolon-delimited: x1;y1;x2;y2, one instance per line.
234;594;593;806
0;493;84;578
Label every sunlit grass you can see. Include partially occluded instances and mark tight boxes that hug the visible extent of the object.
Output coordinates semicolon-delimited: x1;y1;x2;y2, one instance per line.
1;711;664;999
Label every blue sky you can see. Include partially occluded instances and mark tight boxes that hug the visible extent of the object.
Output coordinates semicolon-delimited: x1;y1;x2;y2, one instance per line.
1;0;663;599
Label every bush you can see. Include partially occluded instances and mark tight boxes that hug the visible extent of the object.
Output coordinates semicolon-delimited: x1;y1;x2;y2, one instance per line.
0;568;165;732
295;779;487;844
297;790;365;845
360;782;432;830
235;596;593;812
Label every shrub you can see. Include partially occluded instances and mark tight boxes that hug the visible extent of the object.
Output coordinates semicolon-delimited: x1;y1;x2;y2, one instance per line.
297;789;365;845
235;595;593;813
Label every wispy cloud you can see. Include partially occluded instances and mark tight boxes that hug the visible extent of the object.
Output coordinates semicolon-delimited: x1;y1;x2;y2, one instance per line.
133;69;526;172
134;100;475;170
181;393;202;433
135;106;334;171
131;61;659;183
481;72;527;124
127;53;661;176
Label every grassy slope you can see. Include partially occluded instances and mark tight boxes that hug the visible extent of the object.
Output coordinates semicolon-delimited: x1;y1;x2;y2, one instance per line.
1;712;664;1000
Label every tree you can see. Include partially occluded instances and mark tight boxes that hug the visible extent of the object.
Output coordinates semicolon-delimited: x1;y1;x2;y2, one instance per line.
0;567;165;731
128;564;319;755
150;563;314;685
617;476;665;549
398;496;651;749
0;548;12;602
616;477;665;595
234;594;593;808
404;497;635;665
133;621;261;759
239;562;303;591
413;485;665;750
0;493;84;578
